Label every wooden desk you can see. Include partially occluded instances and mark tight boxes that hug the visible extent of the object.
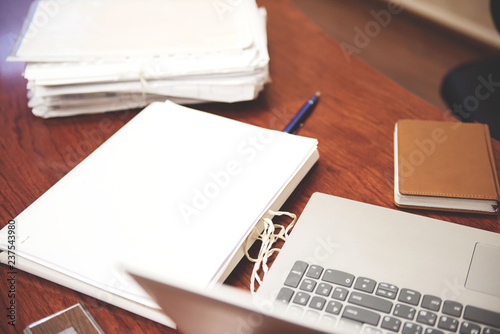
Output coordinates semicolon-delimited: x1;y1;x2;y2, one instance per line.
1;0;499;333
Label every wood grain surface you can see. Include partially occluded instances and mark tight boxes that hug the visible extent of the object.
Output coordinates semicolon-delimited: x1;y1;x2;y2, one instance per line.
1;0;499;333
292;0;500;111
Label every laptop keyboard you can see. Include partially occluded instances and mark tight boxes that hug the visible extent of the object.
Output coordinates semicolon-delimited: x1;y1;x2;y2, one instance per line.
276;261;500;334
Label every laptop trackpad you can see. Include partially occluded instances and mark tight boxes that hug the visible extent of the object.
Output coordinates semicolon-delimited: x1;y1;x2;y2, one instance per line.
465;243;500;297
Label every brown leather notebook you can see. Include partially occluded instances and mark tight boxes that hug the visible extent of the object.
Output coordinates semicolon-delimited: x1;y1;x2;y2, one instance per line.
394;120;500;214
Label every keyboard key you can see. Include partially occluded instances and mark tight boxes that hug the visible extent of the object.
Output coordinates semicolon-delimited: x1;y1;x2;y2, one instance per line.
381;315;402;332
276;287;294;304
421;295;442;311
399;289;421;306
292;291;310;306
280;264;500;334
332;287;349;301
287;305;303;318
416;310;437;326
319;315;337;328
348;291;393;313
303;310;320;323
306;264;323;279
316;282;333;296
463;305;500;328
376;289;397;300
323;269;355;287
342;306;380;326
484;328;500;334
363;327;383;334
299;278;317;292
337;318;363;333
442;300;463;317
354;277;377;293
379;283;399;293
402;322;423;334
394;304;416;320
309;296;326;310
459;321;481;334
437;316;459;332
325;300;342;315
284;261;308;288
424;329;444;334
376;283;398;300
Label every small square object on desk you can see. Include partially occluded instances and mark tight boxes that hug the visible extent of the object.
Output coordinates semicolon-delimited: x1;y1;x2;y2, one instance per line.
24;303;105;334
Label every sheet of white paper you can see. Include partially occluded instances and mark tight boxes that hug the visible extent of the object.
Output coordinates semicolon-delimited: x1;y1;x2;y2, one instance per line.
10;0;257;61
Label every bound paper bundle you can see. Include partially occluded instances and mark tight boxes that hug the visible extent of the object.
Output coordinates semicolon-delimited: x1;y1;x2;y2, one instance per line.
0;101;319;327
8;0;270;118
394;119;500;214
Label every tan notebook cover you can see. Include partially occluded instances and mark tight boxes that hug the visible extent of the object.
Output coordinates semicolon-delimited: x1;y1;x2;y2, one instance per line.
395;119;500;213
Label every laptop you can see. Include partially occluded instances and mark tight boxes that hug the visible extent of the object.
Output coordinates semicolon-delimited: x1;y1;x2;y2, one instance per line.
127;192;500;334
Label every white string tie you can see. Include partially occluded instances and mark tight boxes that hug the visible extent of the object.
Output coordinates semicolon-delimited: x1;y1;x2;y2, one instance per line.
138;68;151;100
244;210;297;295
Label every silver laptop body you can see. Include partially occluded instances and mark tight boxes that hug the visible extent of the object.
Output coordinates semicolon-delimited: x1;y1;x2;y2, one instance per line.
257;193;500;333
129;193;500;333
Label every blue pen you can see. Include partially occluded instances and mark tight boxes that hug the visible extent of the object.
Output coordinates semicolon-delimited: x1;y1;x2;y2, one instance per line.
283;92;320;134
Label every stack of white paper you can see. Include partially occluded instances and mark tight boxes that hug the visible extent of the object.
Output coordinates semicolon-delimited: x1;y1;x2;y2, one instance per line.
0;101;319;327
8;0;270;118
